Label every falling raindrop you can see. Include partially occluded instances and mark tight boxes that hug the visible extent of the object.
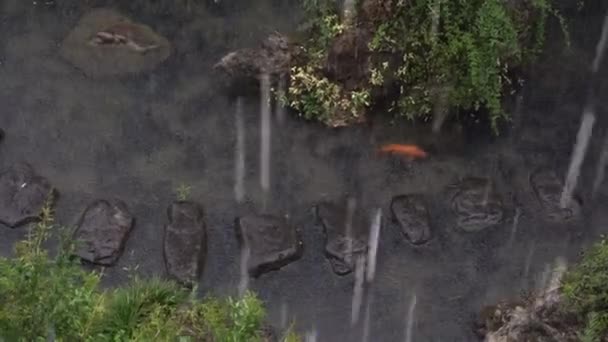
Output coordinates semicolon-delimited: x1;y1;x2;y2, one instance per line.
430;0;441;43
592;11;608;73
592;134;608;198
537;263;552;293
276;75;287;125
404;294;417;342
561;9;608;208
361;291;373;342
305;327;318;342
560;107;595;209
281;301;288;330
343;0;357;26
366;208;382;283
547;257;568;293
521;242;535;288
507;208;522;247
345;197;357;263
234;97;246;203
351;255;366;326
259;73;272;207
238;244;251;297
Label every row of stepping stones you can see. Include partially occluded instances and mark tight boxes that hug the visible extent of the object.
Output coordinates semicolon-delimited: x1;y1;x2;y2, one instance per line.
0;160;583;286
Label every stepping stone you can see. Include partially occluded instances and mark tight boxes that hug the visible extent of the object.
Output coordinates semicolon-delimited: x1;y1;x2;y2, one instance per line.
391;194;432;245
235;214;303;278
447;177;504;232
60;8;171;78
163;201;207;287
73;199;134;266
0;163;53;228
530;168;581;222
315;199;368;275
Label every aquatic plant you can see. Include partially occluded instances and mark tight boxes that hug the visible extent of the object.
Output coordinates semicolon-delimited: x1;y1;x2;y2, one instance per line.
284;0;571;133
0;196;299;341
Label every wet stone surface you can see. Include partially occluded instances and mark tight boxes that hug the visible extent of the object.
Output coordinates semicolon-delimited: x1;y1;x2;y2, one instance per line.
530;168;582;222
390;194;432;245
0;163;53;228
163;201;207;287
73;199;134;266
60;8;172;78
447;178;505;233
214;32;290;87
235;214;303;278
315;199;369;275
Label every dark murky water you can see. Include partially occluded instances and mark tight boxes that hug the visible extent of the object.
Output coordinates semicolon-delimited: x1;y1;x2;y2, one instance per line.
1;1;608;340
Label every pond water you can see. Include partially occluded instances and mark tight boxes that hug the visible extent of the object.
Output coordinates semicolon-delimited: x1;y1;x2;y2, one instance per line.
1;1;608;340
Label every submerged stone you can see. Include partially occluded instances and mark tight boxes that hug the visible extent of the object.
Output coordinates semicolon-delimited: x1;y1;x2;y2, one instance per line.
530;168;582;222
390;194;432;245
235;214;303;278
0;163;53;228
73;199;134;266
447;177;504;232
163;201;207;287
315;200;368;275
60;8;171;78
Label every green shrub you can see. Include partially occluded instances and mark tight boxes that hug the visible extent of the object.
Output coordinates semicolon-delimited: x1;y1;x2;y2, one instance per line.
0;198;299;342
563;238;608;341
286;0;570;133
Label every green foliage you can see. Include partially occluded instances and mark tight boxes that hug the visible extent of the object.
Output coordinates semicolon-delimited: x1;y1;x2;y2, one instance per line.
0;196;299;341
176;183;192;201
280;65;370;126
279;0;370;127
290;0;570;133
563;238;608;341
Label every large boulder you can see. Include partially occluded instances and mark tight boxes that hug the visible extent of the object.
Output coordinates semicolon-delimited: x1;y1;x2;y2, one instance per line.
235;214;303;278
446;177;505;233
0;163;53;228
390;194;432;245
315;198;369;275
73;199;134;266
213;32;291;88
60;8;171;78
163;201;207;288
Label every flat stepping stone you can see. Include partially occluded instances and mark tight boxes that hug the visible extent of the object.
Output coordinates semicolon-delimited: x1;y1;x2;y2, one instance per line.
235;214;303;278
0;163;53;228
530;168;581;222
391;194;432;245
315;199;368;275
447;178;505;232
73;199;134;266
60;8;171;78
163;201;207;287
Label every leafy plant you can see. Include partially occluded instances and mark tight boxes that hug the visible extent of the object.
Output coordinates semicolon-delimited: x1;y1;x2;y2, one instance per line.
0;195;300;341
176;183;192;202
562;238;608;341
287;0;571;133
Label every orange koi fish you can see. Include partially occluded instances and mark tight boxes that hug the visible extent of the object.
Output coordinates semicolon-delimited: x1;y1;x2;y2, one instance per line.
378;144;428;160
